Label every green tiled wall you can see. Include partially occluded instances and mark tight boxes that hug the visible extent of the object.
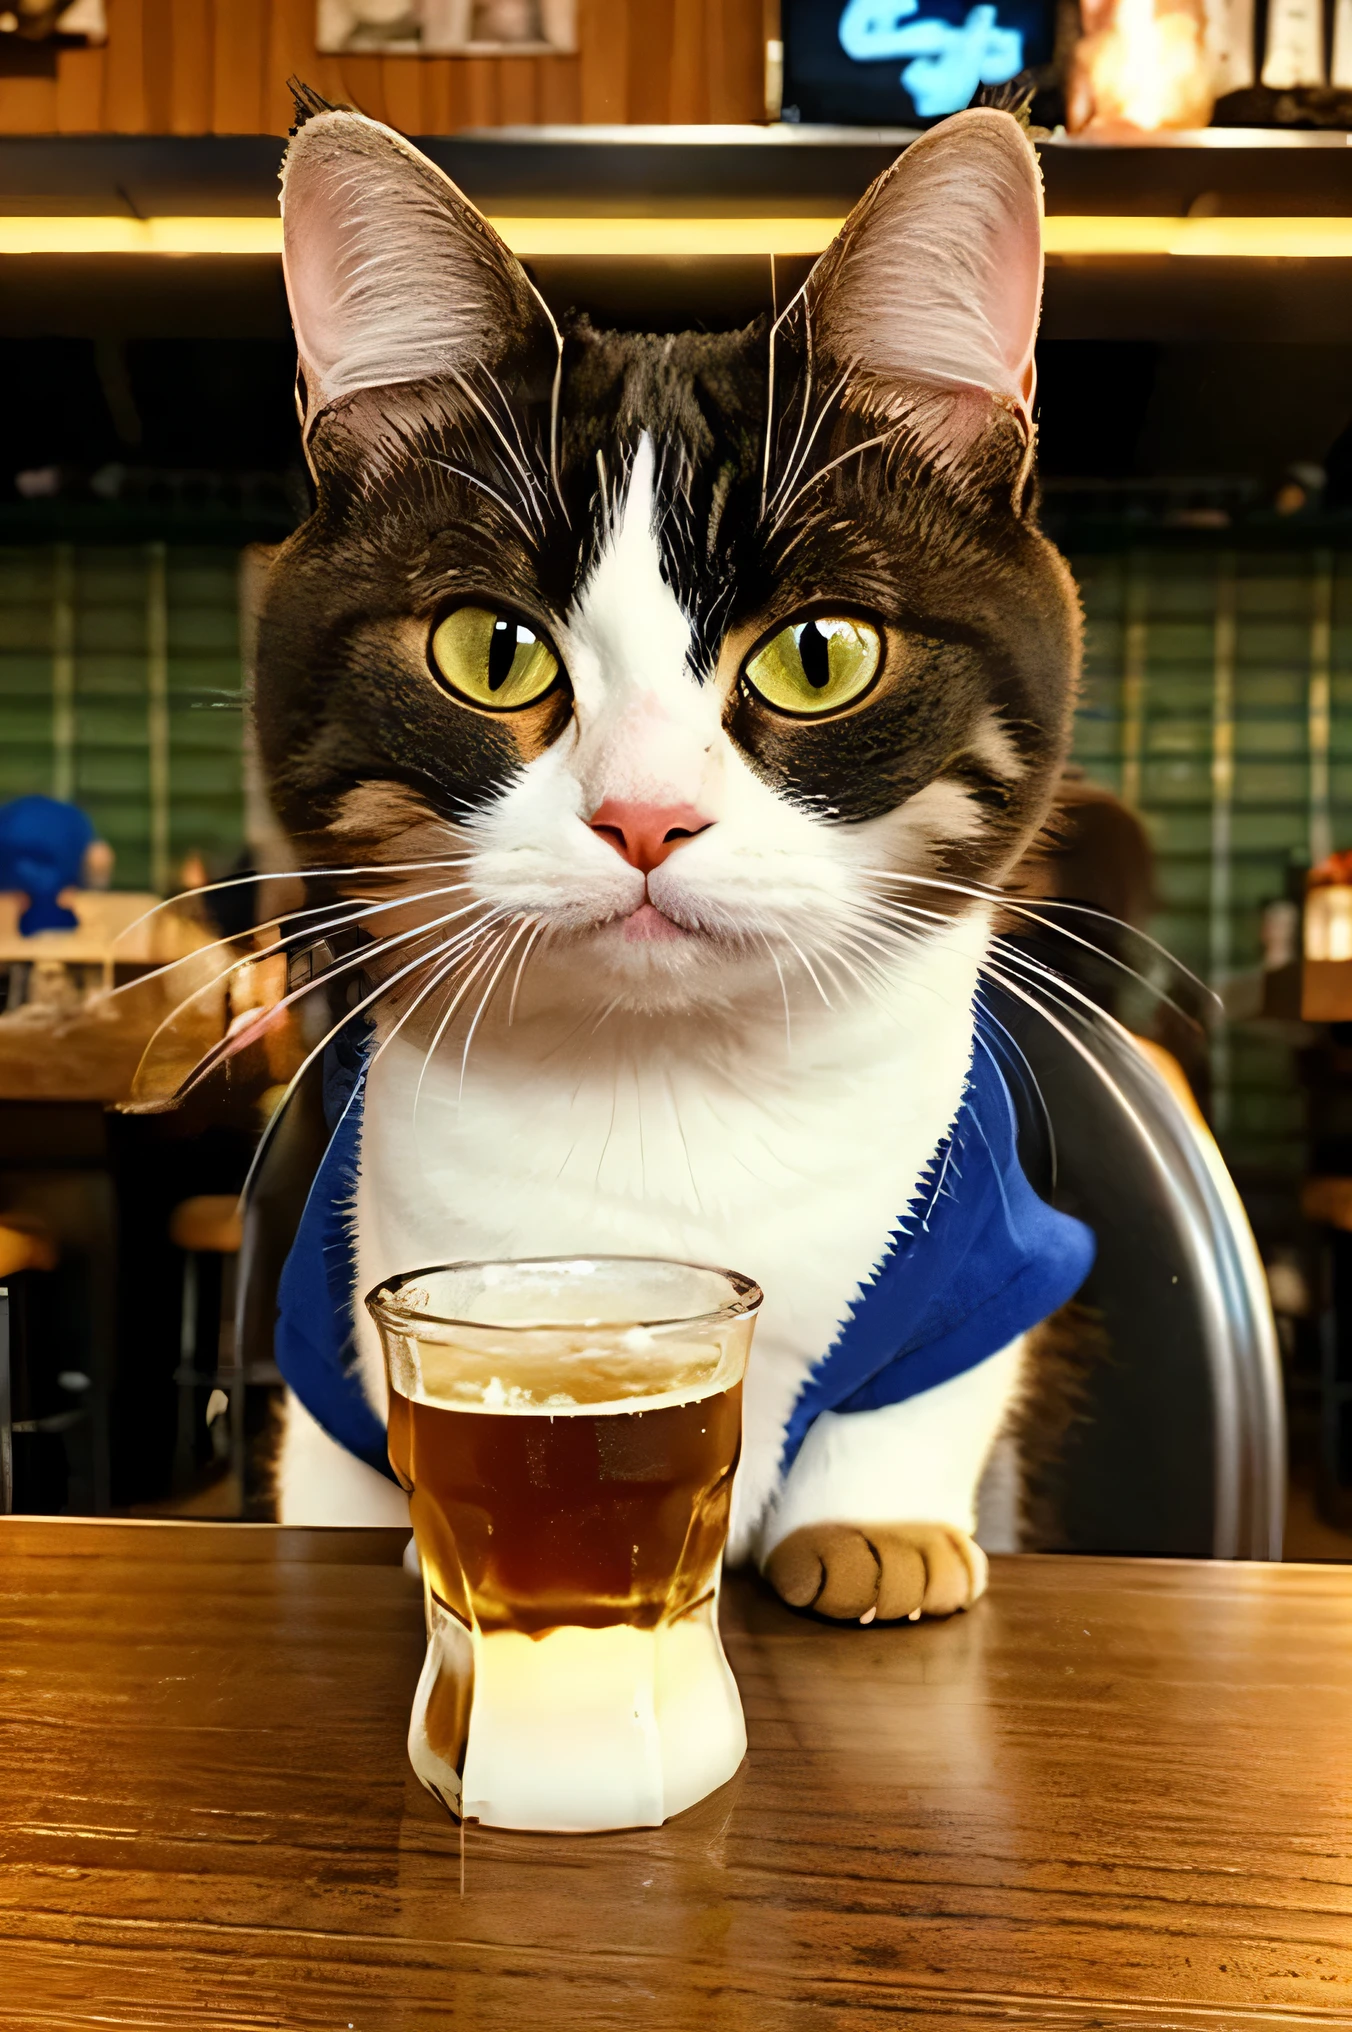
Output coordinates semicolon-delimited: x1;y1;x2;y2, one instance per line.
1071;546;1352;1183
0;544;245;893
0;538;1343;1185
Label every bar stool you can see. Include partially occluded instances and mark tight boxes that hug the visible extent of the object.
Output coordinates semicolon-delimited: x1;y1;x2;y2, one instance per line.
169;1194;244;1505
0;1219;58;1514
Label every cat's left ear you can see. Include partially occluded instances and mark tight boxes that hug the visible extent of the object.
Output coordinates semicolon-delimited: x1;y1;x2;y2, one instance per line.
280;107;559;436
802;107;1043;433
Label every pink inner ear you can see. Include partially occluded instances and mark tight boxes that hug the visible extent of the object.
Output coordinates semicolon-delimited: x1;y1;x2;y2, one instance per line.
281;169;359;392
814;109;1045;421
984;149;1043;416
279;110;523;421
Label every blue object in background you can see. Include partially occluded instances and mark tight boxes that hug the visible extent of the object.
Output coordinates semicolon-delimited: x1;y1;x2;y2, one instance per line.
839;0;1023;116
781;0;1053;126
0;795;96;935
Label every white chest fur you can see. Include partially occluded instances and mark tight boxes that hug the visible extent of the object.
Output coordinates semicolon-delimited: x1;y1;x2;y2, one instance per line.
350;914;987;1557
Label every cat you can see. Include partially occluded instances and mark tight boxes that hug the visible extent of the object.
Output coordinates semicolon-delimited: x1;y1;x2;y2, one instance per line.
250;95;1091;1624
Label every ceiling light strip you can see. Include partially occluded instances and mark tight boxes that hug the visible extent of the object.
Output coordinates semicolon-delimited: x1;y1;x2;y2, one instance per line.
0;214;1348;258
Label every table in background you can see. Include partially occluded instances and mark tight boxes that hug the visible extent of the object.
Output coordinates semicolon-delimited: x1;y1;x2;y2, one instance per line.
2;1522;1350;2030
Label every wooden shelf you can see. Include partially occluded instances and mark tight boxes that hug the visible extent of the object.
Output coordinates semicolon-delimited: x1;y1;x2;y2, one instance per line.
0;127;1348;343
0;125;1348;218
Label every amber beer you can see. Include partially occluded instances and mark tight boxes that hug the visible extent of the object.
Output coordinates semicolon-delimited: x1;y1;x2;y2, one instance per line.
367;1257;761;1834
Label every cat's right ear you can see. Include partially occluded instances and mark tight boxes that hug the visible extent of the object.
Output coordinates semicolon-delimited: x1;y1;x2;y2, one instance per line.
797;107;1043;436
280;108;559;439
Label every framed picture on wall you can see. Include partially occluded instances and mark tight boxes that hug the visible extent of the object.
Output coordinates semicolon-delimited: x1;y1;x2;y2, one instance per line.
780;0;1055;125
316;0;576;56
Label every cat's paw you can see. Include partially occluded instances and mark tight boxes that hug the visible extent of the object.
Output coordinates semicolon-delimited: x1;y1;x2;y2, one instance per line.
764;1522;987;1623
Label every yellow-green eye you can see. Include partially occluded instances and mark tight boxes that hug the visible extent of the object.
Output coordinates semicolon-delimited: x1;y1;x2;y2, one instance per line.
743;617;882;716
428;605;560;711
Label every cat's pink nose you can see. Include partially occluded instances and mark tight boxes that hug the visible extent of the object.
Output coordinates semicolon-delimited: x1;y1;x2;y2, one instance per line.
588;800;713;876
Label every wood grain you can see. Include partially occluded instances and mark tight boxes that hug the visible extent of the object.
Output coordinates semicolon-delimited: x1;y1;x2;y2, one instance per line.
139;0;175;135
3;1522;1352;2028
101;0;147;133
577;0;629;124
0;64;56;137
706;0;766;124
669;0;710;124
265;0;335;136
54;45;106;134
0;0;767;136
379;50;427;141
166;0;212;138
210;0;264;134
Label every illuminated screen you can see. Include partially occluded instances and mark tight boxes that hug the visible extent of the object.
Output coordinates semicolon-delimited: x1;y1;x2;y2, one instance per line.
780;0;1054;125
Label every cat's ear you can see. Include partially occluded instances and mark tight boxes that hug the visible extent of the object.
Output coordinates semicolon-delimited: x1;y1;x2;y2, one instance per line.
803;108;1043;432
280;108;558;434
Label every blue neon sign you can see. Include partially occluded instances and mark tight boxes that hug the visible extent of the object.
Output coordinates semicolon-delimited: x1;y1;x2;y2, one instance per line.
838;0;1025;116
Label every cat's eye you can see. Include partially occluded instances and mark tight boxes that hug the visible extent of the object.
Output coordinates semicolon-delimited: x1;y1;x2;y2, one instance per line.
743;617;882;717
428;604;560;711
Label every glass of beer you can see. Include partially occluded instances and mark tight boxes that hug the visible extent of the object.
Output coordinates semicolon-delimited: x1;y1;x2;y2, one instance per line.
366;1255;761;1833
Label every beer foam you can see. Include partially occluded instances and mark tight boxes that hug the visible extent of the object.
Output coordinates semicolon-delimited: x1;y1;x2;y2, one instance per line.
397;1336;732;1416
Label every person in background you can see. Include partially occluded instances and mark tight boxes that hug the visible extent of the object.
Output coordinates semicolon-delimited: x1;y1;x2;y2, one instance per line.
0;794;112;936
1029;767;1156;935
1017;764;1211;1117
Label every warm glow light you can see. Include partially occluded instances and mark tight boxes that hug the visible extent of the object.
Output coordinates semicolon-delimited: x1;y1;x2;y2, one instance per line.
495;215;847;256
0;214;845;258
0;216;285;254
0;213;1349;260
1046;215;1352;257
1069;0;1215;133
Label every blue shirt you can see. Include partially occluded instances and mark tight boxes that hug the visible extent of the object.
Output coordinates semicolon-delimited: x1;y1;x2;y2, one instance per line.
275;1030;1095;1485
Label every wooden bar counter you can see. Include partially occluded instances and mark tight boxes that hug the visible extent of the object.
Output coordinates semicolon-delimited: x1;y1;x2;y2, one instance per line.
3;1520;1352;2028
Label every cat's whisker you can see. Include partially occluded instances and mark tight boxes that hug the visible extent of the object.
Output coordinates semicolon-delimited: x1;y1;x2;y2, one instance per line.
547;341;568;523
135;887;487;1080
971;951;1168;1163
973;998;1059;1189
456;363;551;534
415;925;517;1121
594;446;612;534
411;909;516;1130
506;917;550;1027
110;854;475;948
427;459;536;547
766;917;834;1008
593;1060;623;1190
842;884;1160;1205
584;993;624;1042
866;880;1170;1070
160;898;490;1102
664;1063;703;1216
240;913;499;1201
157;890;494;1105
801;931;879;1006
105;876;473;1004
830;902;927;969
458;916;541;1098
981;938;1153;1043
758;932;793;1050
357;923;510;1141
816;934;900;1011
762;296;815;519
107;898;379;1005
768;423;902;539
766;358;849;524
858;866;1215;1025
767;507;838;574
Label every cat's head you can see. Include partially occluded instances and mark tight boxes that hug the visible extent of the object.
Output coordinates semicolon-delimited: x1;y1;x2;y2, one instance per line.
255;106;1080;1030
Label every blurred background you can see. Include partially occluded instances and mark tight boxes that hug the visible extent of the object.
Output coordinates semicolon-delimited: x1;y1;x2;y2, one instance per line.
4;0;1352;1560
